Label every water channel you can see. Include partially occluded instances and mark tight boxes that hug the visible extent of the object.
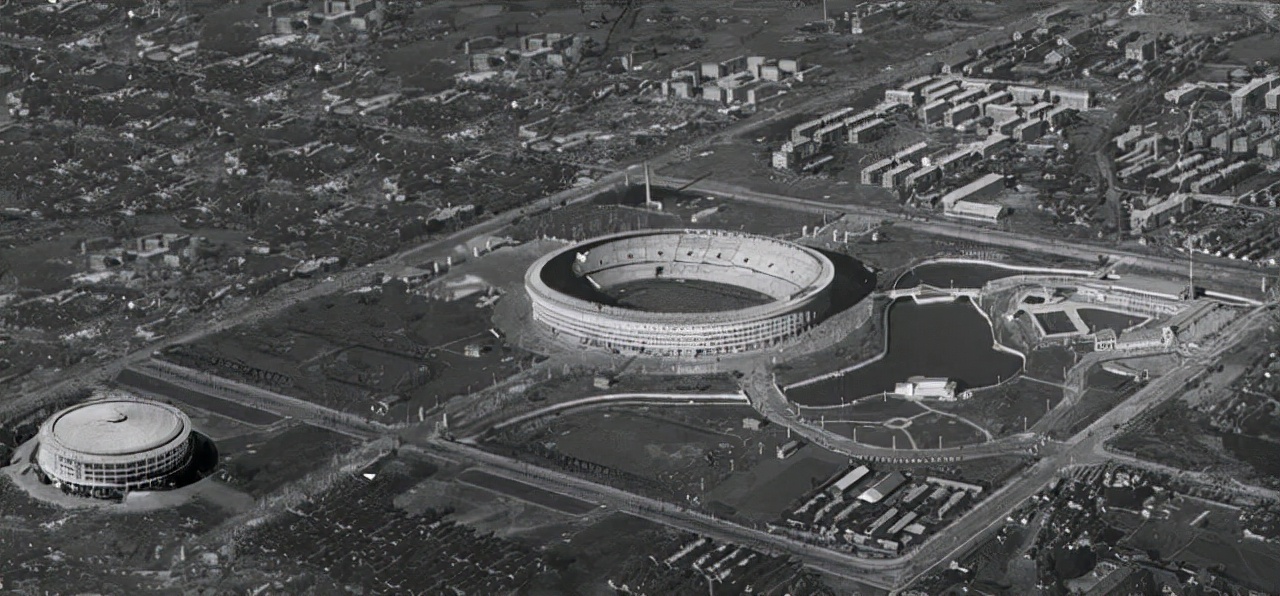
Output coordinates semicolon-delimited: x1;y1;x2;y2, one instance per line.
894;260;1081;290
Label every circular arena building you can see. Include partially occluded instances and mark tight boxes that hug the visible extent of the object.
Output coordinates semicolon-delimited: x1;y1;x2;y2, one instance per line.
35;396;194;495
525;229;836;357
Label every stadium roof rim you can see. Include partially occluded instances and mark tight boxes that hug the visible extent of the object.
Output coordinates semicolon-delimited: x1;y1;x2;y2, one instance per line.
44;398;190;457
525;228;836;325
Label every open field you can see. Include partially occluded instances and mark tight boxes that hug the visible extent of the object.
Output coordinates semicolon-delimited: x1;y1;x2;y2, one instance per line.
822;422;908;450
799;392;995;448
1022;346;1077;383
903;413;991;450
116;368;283;427
1221;433;1280;478
161;270;537;423
1051;366;1138;439
520;371;740;403
584;186;831;239
507;202;684;243
537;407;755;490
215;423;360;498
457;468;597;516
936;377;1063;438
1108;346;1280;491
1111;405;1240;474
1227;32;1280;64
493;402;868;523
704;448;849;523
393;460;598;543
798;394;929;420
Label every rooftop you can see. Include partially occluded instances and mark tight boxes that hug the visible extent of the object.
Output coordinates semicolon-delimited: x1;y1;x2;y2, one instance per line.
48;397;188;456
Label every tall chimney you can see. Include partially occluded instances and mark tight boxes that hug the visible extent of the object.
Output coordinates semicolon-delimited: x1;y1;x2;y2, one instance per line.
644;161;652;208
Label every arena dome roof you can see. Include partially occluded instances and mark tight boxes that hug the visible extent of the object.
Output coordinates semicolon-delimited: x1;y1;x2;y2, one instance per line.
48;400;187;456
37;393;196;495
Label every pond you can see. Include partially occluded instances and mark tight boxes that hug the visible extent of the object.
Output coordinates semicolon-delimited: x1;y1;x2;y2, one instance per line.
785;297;1024;406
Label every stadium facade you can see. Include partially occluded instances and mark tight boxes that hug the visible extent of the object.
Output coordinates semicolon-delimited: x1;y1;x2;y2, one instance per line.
525;229;836;357
35;395;194;496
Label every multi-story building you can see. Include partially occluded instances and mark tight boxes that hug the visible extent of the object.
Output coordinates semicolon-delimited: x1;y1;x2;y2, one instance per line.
939;172;1005;210
1231;75;1279;119
1125;36;1157;62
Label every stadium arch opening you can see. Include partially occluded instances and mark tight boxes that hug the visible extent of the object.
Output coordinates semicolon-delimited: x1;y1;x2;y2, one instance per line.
524;229;840;358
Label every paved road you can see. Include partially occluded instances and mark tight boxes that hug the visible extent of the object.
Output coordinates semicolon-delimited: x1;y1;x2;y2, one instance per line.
417;438;908;590
742;368;1045;463
660;175;1267;299
6;3;1265;591
428;310;1267;592
3;0;1105;422
1;169;626;420
420;314;1255;593
894;355;1208;587
124;359;384;440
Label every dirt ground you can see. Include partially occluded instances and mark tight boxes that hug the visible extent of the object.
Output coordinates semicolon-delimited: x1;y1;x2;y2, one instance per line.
166;262;539;423
496;402;863;520
215;422;360;498
1227;32;1280;64
540;406;756;490
394;461;603;541
704;447;849;523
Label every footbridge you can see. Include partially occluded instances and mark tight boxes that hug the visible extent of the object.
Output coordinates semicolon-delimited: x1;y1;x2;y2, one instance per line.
883;284;982;303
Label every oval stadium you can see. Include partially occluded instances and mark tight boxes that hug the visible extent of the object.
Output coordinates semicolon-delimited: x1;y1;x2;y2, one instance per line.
35;395;194;495
525;229;837;357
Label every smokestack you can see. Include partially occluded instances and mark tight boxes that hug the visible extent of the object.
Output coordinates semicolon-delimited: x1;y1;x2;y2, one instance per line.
1188;239;1194;298
644;161;652;208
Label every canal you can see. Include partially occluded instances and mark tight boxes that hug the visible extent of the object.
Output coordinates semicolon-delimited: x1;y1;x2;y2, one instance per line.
895;260;1090;290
